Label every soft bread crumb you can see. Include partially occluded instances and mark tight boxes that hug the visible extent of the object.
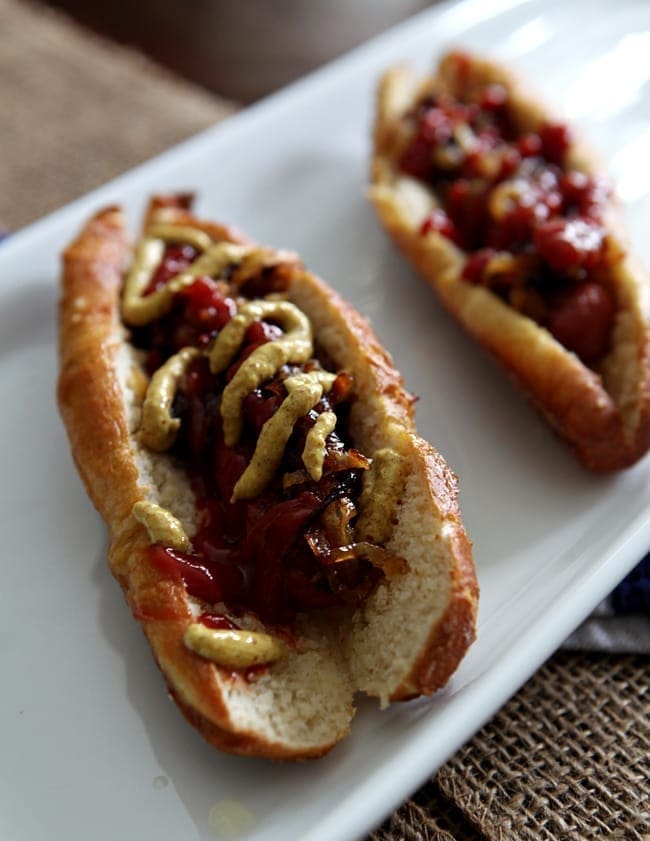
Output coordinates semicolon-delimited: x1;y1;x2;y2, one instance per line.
221;617;353;748
344;441;451;704
290;274;473;703
103;232;474;755
116;335;354;752
116;341;198;536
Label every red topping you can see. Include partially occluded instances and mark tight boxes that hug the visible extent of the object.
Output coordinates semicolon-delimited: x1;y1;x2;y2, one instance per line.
397;84;616;362
242;493;325;623
146;244;198;293
446;179;490;250
148;492;326;624
243;388;285;435
141;280;238;372
399;137;431;179
244;320;284;345
518;133;542;158
461;248;496;284
178;276;237;333
533;218;605;272
420;208;460;242
131;237;380;629
547;282;616;362
499;147;522;178
479;84;507;112
199;612;240;630
136;342;369;625
149;544;245;605
539;121;572;164
560;171;610;218
419;107;454;145
224;322;283;382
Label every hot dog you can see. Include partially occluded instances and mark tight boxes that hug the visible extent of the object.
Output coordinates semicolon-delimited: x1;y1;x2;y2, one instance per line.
369;50;650;470
57;195;478;759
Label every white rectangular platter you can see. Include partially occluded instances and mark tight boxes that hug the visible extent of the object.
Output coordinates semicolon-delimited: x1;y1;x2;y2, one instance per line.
1;0;649;839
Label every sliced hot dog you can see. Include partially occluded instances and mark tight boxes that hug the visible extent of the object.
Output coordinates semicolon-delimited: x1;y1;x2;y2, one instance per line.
369;51;650;470
57;195;478;759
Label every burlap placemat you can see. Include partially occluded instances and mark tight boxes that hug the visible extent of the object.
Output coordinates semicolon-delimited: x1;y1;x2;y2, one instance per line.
3;1;647;838
370;652;649;840
0;0;234;229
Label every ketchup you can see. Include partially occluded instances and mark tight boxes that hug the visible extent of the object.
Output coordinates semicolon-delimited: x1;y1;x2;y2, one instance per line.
145;244;197;293
199;612;240;630
136;263;369;625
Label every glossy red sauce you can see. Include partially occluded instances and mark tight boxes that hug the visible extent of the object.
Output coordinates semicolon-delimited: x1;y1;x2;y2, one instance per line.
146;244;198;292
142;257;238;373
199;612;240;630
137;251;374;625
402;84;620;363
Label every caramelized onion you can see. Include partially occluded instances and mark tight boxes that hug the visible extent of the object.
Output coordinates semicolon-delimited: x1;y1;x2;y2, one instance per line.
320;497;356;546
328;542;407;577
305;528;407;577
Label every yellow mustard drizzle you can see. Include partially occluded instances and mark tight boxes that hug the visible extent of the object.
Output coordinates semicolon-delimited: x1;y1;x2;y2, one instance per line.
302;410;337;482
121;236;166;323
208;299;313;447
122;241;252;326
132;500;190;551
130;223;344;503
140;347;200;451
355;448;406;545
146;223;213;252
183;624;286;668
232;371;336;501
174;241;253;282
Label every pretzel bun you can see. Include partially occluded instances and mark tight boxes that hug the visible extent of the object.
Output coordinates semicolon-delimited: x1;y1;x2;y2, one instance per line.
369;50;650;470
57;195;478;759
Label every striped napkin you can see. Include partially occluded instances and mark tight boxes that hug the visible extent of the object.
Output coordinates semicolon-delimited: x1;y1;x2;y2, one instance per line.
563;552;650;653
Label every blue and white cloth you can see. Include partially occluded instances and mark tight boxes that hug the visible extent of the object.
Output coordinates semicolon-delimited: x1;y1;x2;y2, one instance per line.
563;552;650;653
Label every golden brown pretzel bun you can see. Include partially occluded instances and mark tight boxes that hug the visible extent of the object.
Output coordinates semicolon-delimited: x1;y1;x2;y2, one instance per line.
369;51;650;471
58;196;478;759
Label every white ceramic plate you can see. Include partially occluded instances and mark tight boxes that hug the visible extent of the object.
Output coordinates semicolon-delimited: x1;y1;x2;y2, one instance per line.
2;0;649;838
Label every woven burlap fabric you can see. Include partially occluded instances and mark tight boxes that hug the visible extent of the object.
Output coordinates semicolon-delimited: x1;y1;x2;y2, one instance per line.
0;0;234;230
370;652;649;841
3;1;648;838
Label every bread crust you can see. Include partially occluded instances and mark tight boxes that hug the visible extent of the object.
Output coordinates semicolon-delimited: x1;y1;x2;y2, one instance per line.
393;439;476;698
58;197;478;758
369;51;650;471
